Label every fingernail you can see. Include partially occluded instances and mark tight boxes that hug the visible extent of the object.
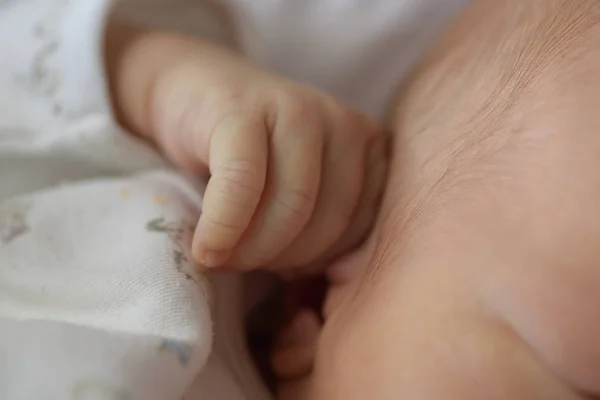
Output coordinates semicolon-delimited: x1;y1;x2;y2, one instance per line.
200;249;231;268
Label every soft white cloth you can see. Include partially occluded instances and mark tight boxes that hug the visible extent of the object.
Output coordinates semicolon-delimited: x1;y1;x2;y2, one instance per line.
113;0;468;120
0;0;467;399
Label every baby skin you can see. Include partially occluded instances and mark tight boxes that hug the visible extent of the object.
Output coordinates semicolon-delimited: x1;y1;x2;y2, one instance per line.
105;21;388;273
270;0;600;399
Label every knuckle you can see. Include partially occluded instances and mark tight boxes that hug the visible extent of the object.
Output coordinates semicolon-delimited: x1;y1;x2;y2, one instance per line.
209;106;251;138
274;90;322;124
344;114;369;141
337;108;377;143
275;89;310;110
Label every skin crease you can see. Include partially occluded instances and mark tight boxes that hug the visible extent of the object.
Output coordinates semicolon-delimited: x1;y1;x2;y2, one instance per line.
274;0;600;398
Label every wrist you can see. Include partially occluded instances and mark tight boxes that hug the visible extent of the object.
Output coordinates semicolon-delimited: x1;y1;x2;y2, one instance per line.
103;20;215;141
104;20;154;138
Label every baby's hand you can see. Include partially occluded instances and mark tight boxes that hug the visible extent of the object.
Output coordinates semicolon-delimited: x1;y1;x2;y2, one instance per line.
106;23;387;270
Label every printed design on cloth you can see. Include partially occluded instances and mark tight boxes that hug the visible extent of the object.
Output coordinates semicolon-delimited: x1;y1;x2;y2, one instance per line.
159;338;192;366
146;216;199;284
0;202;31;245
11;0;95;119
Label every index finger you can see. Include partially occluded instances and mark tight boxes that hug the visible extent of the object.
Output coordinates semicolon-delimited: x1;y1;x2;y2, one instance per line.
192;110;268;267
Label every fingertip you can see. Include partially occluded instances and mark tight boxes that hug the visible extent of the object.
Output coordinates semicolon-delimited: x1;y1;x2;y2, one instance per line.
200;248;232;268
192;222;232;268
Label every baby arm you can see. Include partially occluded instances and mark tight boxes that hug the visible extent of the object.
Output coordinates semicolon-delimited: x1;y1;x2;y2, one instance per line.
104;20;388;272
